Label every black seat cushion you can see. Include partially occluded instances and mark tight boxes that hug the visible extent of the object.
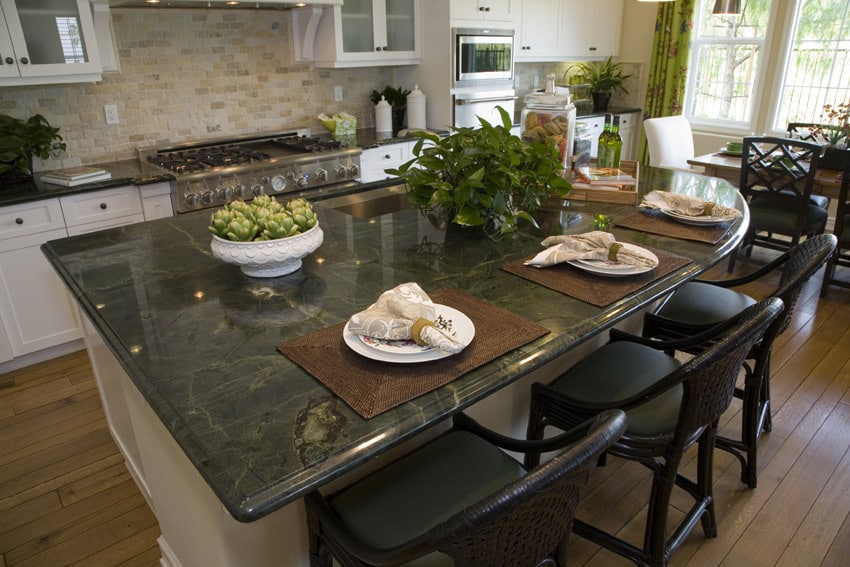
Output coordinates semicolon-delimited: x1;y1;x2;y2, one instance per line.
550;341;682;436
329;430;525;551
749;199;828;235
656;282;758;326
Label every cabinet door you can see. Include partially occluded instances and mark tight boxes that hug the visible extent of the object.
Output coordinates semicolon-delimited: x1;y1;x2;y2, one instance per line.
0;228;82;357
383;0;416;56
590;0;623;58
324;0;418;66
516;0;560;61
0;0;101;78
560;0;622;58
451;0;513;23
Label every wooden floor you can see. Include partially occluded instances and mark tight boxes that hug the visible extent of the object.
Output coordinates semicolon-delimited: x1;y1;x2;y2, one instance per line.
0;248;848;567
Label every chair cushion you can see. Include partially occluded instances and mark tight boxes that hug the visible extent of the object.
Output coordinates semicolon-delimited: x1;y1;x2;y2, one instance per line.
329;430;525;552
550;341;682;437
749;199;828;235
656;282;757;326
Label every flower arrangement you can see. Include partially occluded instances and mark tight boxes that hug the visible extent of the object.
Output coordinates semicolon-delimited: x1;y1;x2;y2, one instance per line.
813;102;849;147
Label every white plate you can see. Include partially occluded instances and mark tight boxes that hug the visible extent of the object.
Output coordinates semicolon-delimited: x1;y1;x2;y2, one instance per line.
343;305;475;364
719;146;744;156
566;243;658;277
661;209;735;226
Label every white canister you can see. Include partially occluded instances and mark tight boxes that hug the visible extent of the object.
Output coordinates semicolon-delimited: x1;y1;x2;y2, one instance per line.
406;84;427;131
375;96;392;134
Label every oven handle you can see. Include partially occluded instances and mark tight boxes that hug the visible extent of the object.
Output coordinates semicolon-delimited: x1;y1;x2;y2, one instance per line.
455;95;518;105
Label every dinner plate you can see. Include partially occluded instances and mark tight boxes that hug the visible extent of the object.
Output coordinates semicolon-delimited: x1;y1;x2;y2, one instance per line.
661;209;735;226
719;146;744;156
566;243;658;277
343;305;475;363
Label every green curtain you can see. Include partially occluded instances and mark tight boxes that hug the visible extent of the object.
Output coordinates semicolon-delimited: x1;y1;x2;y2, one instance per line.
639;0;697;164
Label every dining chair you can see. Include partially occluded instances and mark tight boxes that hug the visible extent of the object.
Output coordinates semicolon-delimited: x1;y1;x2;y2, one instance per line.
784;122;837;209
305;409;627;567
641;234;837;488
643;115;699;172
727;136;828;272
524;298;783;567
821;149;850;296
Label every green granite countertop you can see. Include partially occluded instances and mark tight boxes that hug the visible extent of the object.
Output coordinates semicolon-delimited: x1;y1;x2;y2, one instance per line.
41;166;747;522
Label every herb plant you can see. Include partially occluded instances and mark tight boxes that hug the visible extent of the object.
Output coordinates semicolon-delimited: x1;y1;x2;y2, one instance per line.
0;114;65;177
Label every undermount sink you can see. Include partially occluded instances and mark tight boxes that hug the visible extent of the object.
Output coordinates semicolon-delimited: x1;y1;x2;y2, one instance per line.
319;183;413;219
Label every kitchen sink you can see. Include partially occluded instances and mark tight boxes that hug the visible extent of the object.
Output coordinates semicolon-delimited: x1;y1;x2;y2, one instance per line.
319;183;413;219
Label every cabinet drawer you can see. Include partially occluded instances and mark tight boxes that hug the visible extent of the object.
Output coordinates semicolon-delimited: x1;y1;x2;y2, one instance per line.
361;145;407;168
60;186;143;227
0;199;65;239
617;113;639;129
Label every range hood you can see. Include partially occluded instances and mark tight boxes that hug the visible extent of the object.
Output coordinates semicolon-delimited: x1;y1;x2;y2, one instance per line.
105;0;341;8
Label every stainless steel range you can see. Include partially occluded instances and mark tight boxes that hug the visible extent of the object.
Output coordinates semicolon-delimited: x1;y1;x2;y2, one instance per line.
140;129;362;214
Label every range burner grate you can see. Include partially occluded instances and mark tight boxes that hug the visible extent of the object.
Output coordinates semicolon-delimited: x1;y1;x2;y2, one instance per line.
273;136;345;153
149;145;271;172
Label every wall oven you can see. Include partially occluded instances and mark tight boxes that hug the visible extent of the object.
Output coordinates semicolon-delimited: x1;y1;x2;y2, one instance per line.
453;27;514;88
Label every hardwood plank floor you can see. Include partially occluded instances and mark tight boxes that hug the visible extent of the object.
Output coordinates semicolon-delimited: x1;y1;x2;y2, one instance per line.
0;247;847;566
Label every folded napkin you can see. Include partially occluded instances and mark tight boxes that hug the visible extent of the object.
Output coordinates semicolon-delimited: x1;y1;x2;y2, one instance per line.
524;231;659;269
347;283;466;354
640;190;742;220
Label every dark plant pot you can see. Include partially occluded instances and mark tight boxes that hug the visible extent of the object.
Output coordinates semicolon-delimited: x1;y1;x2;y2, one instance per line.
592;92;611;113
0;154;33;186
392;106;406;135
818;146;849;171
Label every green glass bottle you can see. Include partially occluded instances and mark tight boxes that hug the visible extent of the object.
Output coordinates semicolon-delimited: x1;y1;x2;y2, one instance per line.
597;116;612;168
609;115;623;169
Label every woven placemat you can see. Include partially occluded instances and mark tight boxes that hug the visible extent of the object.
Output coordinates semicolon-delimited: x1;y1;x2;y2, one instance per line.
278;289;549;419
614;209;733;244
501;245;692;308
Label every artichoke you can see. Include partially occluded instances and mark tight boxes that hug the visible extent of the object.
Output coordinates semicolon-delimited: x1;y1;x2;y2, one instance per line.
208;196;316;242
258;212;298;240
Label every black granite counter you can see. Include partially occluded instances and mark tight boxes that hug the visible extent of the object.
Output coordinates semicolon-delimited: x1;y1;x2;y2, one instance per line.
0;159;174;208
41;166;747;522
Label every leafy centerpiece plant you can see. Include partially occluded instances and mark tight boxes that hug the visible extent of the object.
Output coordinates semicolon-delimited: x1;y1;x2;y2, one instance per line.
386;107;572;239
0;113;66;185
570;57;631;112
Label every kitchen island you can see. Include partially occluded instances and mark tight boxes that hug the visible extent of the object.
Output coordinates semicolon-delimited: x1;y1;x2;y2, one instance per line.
42;166;747;566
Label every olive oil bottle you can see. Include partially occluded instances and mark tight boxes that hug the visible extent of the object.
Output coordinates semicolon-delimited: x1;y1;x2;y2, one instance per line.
608;115;623;169
596;116;612;168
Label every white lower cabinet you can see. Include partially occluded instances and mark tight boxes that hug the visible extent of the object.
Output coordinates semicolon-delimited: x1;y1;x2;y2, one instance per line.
360;141;416;182
0;199;81;357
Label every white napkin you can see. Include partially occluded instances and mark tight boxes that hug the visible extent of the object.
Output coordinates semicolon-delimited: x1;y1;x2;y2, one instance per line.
640;190;742;220
524;231;659;269
347;283;466;354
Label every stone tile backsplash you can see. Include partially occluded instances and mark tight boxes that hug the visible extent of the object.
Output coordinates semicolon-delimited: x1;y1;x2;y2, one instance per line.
0;8;395;172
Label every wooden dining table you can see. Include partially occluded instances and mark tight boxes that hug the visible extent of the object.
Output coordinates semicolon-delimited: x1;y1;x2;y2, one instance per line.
688;152;844;199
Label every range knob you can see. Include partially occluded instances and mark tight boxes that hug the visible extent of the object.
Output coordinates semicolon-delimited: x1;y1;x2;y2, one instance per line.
200;189;216;205
285;170;297;181
183;192;199;207
347;163;360;177
233;184;249;199
334;164;348;179
296;174;309;188
314;167;328;182
251;183;264;197
216;185;234;201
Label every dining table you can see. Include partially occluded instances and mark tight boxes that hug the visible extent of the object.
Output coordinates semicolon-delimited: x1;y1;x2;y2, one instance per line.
688;151;844;199
41;165;748;567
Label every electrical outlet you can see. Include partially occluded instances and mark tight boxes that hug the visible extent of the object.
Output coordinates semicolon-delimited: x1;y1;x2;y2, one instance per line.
334;85;343;102
104;104;119;125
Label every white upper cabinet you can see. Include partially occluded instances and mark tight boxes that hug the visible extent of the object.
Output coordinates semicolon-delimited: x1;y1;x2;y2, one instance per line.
515;0;561;61
451;0;514;25
294;0;420;68
560;0;623;59
0;0;102;85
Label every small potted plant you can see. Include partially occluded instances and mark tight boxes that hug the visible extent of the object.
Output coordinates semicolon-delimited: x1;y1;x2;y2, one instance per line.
370;85;411;134
0;114;66;185
570;57;631;112
386;107;572;240
811;101;849;170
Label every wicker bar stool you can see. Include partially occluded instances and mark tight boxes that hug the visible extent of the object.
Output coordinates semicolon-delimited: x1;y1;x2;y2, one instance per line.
525;299;783;567
304;409;627;567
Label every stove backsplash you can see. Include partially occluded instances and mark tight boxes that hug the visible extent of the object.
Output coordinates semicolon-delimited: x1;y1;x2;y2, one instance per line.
0;9;395;173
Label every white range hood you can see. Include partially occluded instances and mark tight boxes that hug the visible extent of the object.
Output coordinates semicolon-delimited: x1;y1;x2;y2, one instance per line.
104;0;341;8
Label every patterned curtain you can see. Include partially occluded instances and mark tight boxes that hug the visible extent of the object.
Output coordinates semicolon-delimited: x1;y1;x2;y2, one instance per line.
639;0;697;164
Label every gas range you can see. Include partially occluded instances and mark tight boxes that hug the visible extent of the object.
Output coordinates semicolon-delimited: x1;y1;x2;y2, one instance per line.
140;129;362;214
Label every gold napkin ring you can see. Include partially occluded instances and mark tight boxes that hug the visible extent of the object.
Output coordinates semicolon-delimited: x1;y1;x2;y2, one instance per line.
608;242;623;262
702;202;716;216
411;318;435;346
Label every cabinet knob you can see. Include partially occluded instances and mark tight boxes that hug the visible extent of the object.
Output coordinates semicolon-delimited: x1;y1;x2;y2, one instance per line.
375;46;381;51
383;154;391;160
15;217;23;225
99;203;107;210
589;47;597;52
479;6;485;10
4;57;12;65
485;6;491;11
19;57;28;65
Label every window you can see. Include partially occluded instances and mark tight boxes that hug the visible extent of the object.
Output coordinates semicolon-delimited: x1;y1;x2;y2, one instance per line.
685;0;850;133
686;0;771;128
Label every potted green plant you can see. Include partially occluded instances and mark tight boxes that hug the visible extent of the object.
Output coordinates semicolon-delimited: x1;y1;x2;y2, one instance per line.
0;114;66;185
370;85;411;134
386;107;572;239
571;57;631;112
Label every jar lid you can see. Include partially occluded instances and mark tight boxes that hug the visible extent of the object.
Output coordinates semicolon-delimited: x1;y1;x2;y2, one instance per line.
524;91;571;109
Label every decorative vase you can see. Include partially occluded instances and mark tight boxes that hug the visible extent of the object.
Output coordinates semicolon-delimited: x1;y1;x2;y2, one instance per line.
391;106;406;135
592;92;611;113
209;223;324;278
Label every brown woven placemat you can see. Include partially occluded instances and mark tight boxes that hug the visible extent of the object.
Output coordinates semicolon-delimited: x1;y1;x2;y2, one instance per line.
614;209;733;244
501;245;692;307
278;289;549;419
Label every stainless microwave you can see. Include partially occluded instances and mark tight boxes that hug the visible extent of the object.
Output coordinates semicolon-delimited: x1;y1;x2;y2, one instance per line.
453;28;514;87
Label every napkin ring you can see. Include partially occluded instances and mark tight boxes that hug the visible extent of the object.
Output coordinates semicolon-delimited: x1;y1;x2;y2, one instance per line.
608;242;623;262
411;318;436;346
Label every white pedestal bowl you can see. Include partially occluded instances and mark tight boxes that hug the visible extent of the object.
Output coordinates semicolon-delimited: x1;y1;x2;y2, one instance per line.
210;223;324;278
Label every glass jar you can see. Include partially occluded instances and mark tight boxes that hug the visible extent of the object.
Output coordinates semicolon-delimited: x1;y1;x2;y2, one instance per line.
520;75;577;170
